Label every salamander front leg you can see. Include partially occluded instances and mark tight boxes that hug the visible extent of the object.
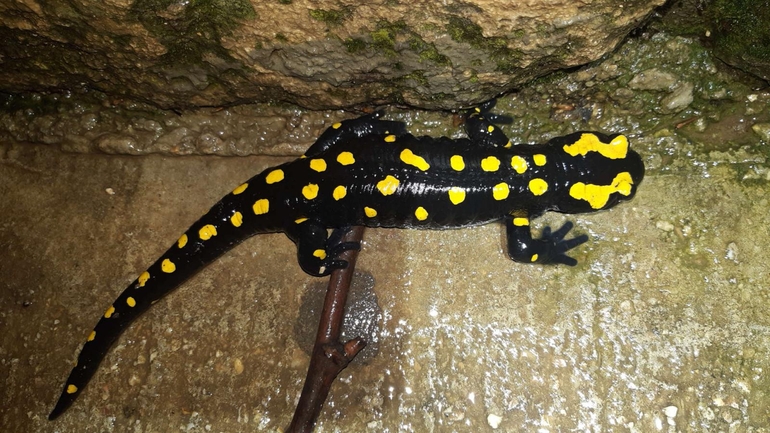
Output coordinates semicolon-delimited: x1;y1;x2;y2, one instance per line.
465;100;514;148
505;214;588;266
287;221;361;277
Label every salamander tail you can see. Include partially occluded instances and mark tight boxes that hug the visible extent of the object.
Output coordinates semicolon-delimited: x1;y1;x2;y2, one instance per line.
49;195;264;419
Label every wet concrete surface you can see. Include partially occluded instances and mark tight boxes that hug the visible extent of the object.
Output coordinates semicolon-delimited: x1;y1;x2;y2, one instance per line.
1;137;769;432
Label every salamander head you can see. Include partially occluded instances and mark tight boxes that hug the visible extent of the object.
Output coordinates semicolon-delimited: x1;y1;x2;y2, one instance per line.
549;132;645;214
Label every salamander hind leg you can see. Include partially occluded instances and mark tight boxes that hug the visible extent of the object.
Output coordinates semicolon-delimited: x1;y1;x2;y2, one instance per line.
505;215;589;266
286;221;360;276
303;111;408;158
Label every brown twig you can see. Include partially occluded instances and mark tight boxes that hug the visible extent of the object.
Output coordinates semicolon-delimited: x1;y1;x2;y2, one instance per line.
286;226;367;433
675;116;698;129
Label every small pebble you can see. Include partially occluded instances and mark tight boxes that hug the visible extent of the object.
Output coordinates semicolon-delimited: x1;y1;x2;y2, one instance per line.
128;374;141;386
751;123;770;142
487;414;502;428
661;82;694;113
233;358;244;375
725;242;739;262
664;405;678;418
628;68;677;90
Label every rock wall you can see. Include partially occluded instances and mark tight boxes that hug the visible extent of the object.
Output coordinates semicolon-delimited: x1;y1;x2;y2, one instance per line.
0;0;665;109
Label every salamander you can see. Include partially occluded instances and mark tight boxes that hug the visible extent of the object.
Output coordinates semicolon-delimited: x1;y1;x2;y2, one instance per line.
49;102;644;420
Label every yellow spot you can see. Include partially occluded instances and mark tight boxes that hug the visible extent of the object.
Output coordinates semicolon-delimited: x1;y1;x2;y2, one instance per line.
450;155;465;171
333;185;347;200
376;175;400;196
569;172;634;209
265;169;284;184
66;384;78;394
231;211;243;227
529;178;548;196
162;258;176;273
302;184;319;200
504;141;512;148
199;224;218;240
511;156;528;174
384;134;396;143
177;234;188;248
253;199;270;214
138;271;150;287
104;305;115;318
332;122;342;129
533;154;547;166
364;207;377;218
126;297;136;307
481;156;501;172
88;331;96;341
531;254;539;262
313;249;327;260
487;125;495;133
400;148;430;171
295;217;308;224
232;183;248;195
448;187;466;205
309;159;327;172
563;133;629;159
415;206;428;221
337;152;355;165
493;182;510;200
513;217;529;226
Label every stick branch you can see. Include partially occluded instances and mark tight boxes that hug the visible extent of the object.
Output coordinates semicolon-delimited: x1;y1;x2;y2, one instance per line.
287;226;366;433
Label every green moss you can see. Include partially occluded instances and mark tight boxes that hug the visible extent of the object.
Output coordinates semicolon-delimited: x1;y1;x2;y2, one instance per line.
445;16;521;73
707;0;770;62
400;70;429;86
468;70;479;83
408;35;450;66
275;33;288;42
511;29;525;39
344;38;367;53
128;0;255;65
364;20;451;65
528;70;566;87
426;92;454;102
308;9;349;27
406;37;421;53
648;1;709;37
368;20;409;57
371;27;397;56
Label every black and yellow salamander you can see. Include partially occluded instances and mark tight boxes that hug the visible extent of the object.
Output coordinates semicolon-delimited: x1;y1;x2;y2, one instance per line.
49;103;644;419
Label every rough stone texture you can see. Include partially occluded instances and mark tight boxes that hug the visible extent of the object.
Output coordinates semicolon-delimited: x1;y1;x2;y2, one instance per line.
704;0;770;82
1;32;759;158
650;0;770;84
0;0;665;110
